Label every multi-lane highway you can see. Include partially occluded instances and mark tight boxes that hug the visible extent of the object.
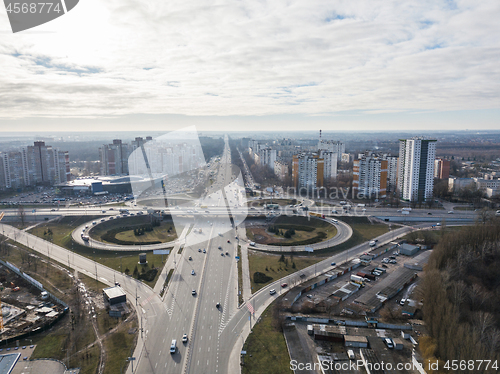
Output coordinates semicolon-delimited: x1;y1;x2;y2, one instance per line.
0;136;481;374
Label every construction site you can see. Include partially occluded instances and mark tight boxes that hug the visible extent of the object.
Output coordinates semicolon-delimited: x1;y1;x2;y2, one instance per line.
0;262;68;344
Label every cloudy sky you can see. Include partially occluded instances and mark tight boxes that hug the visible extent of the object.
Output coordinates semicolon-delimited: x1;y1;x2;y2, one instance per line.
1;0;499;132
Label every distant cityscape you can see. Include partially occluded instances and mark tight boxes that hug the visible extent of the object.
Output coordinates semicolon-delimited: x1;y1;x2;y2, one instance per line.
1;132;500;203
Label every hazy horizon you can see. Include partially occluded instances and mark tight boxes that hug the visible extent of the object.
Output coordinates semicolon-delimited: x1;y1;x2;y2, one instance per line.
1;1;500;132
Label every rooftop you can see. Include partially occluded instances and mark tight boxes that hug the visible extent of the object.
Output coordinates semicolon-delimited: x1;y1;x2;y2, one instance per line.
103;286;126;299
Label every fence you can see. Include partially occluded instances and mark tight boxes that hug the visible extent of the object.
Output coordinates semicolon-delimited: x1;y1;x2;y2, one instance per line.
0;259;68;308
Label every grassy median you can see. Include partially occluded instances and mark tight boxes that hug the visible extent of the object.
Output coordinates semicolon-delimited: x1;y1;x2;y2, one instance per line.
242;301;293;374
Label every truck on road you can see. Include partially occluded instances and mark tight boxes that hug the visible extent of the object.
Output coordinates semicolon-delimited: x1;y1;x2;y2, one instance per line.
309;212;325;219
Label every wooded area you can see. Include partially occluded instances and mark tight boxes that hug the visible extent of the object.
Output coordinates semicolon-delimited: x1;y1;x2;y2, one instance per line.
421;220;500;373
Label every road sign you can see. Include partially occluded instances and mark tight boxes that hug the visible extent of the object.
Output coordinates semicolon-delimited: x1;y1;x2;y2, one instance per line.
153;249;170;255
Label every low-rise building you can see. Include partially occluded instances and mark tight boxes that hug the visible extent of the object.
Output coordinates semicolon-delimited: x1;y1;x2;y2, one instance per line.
103;286;126;306
344;335;368;348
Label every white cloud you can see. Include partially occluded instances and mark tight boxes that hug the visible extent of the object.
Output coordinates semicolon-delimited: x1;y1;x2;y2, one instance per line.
0;0;499;123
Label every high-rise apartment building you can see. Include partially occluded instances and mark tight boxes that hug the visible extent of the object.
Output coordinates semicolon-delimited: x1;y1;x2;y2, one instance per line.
273;160;289;181
353;153;388;198
99;139;131;176
382;154;398;193
0;141;69;190
398;138;437;201
434;158;450;179
292;153;324;191
0;151;28;190
319;150;338;180
318;139;345;161
26;141;70;186
257;148;277;168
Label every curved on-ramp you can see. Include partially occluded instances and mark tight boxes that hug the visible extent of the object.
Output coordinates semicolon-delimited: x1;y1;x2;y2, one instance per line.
244;217;353;253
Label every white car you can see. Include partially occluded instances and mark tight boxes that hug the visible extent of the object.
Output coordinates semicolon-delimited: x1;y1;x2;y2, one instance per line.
182;334;188;343
269;289;276;295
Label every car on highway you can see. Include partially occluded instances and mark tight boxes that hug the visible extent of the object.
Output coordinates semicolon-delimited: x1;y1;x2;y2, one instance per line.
227;240;231;243
281;283;287;288
203;249;206;253
198;248;201;252
221;253;224;257
448;211;454;214
188;256;192;261
191;289;196;295
182;334;188;343
216;302;221;309
191;270;195;275
170;339;177;354
269;289;276;295
218;246;222;250
331;262;336;266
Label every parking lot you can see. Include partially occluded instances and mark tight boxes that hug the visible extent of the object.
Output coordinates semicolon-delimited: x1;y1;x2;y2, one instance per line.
292;245;430;318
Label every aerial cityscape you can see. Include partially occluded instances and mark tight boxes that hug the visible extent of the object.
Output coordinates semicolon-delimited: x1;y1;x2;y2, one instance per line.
1;1;500;374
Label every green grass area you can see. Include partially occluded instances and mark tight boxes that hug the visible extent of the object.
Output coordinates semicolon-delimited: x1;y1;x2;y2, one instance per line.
97;311;121;336
401;225;464;245
88;216;180;245
30;312;100;374
114;226;177;243
103;318;138;374
160;269;175;297
242;301;292;374
237;245;243;306
248;251;319;292
310;216;390;256
246;216;337;247
30;333;68;360
2;239;74;301
28;217;169;288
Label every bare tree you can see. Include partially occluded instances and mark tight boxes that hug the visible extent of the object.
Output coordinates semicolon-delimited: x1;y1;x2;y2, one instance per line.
477;208;492;225
18;206;26;227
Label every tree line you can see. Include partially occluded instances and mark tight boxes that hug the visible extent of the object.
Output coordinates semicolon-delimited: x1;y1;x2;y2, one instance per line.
421;219;500;373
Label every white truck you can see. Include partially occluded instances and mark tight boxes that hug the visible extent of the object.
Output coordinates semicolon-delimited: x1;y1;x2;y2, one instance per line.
350;274;364;284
